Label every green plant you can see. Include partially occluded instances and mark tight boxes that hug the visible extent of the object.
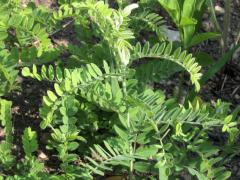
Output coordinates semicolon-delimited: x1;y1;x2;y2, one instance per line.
0;0;238;179
208;0;234;55
0;49;18;96
0;99;14;171
23;60;237;179
158;0;220;49
0;99;41;178
0;0;61;96
19;1;239;179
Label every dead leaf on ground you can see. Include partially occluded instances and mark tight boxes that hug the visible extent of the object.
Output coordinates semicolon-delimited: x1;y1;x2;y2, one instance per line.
38;150;49;161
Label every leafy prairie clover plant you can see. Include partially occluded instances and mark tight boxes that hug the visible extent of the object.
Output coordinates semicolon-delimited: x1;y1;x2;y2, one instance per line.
0;0;60;96
21;1;240;179
0;99;48;179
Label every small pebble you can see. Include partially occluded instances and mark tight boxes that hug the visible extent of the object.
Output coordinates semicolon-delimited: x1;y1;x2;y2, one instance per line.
234;94;240;99
215;5;225;15
38;151;49;161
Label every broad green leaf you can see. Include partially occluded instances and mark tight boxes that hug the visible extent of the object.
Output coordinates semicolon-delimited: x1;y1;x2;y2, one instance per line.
187;167;208;180
113;125;128;141
195;52;215;67
26;17;34;30
41;65;48;80
90;63;102;76
33;23;41;33
22;127;38;157
43;96;53;106
103;60;110;74
71;70;79;87
158;166;169;180
143;41;150;55
180;17;197;47
65;153;78;162
87;64;98;78
21;67;32;77
8;14;23;26
134;162;153;173
56;66;63;82
216;171;231;180
54;83;63;96
48;65;54;81
224;115;233;124
32;64;41;81
189;32;221;48
0;100;12;144
67;142;79;151
135;146;158;158
158;0;181;24
37;45;43;57
0;31;7;40
182;0;196;17
64;79;71;92
47;90;57;102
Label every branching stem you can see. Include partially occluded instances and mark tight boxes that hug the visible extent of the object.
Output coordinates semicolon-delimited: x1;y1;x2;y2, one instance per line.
121;65;134;179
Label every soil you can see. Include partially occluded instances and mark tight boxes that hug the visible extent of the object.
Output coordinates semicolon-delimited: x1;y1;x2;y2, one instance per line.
199;0;240;107
4;0;240;178
200;1;240;178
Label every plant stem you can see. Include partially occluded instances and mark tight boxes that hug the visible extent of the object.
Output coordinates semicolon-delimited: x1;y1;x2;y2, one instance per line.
121;66;134;179
209;0;222;33
177;74;184;104
49;19;75;37
235;3;240;45
235;28;240;45
208;0;225;54
222;0;232;54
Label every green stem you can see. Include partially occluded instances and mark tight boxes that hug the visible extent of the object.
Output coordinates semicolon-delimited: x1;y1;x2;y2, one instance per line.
209;0;222;32
158;129;170;180
121;66;134;179
222;0;232;54
208;0;225;54
235;26;240;45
